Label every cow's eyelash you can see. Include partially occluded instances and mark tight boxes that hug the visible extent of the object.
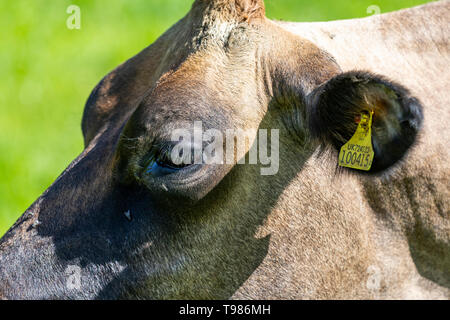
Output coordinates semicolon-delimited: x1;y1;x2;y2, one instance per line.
140;143;191;175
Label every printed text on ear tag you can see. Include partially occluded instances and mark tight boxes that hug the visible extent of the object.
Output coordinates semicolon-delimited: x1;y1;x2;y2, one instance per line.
339;111;374;171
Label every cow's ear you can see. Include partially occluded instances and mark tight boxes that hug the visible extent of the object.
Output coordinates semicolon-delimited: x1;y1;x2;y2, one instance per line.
308;71;423;173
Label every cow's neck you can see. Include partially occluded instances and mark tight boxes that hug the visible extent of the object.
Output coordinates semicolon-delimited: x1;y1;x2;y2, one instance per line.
274;2;448;75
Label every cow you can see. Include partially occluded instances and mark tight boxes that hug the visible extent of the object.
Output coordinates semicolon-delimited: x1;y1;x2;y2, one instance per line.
0;0;448;299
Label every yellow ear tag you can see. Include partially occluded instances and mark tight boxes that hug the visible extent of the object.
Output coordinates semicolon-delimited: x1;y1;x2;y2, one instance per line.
338;111;375;171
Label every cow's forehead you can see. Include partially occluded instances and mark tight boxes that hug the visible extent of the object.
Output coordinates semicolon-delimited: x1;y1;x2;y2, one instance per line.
175;0;266;50
82;0;339;148
124;48;265;146
191;0;266;24
125;24;271;139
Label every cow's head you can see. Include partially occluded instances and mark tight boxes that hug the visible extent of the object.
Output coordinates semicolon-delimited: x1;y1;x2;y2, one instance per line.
0;0;422;299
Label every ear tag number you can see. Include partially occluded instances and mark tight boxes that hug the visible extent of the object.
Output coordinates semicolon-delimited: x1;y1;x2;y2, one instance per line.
339;111;374;171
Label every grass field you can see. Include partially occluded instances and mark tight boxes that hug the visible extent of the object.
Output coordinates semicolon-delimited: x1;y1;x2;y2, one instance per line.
0;0;433;236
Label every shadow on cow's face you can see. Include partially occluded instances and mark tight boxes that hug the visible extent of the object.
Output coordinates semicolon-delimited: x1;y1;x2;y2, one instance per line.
0;0;423;299
0;1;315;298
0;91;312;299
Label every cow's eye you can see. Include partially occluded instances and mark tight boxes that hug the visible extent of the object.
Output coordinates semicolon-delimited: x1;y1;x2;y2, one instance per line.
131;140;231;202
142;148;190;178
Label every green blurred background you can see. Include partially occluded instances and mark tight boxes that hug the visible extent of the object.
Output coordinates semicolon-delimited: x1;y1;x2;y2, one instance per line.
0;0;433;236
